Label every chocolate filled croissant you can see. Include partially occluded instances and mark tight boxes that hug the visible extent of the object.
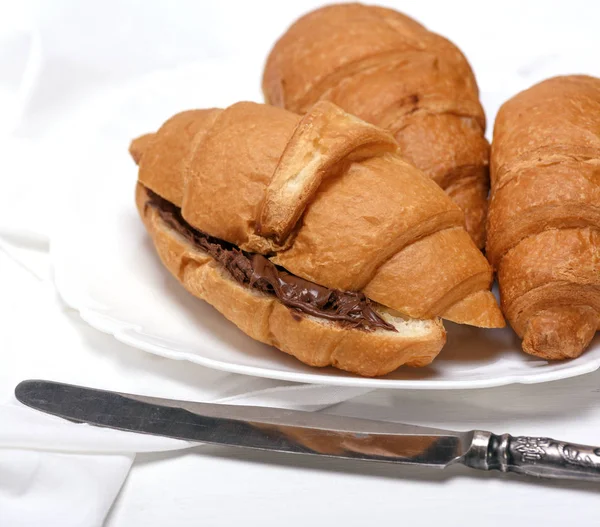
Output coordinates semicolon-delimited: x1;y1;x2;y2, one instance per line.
131;101;503;376
488;75;600;360
263;3;490;248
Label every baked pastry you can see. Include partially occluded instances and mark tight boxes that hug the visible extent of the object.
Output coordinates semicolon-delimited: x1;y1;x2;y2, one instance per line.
131;101;503;376
488;75;600;360
263;3;490;248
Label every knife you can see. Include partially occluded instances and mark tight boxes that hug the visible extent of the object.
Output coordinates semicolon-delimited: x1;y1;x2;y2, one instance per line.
15;379;600;482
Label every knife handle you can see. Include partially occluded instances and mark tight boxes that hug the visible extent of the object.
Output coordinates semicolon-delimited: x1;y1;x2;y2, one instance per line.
463;431;600;482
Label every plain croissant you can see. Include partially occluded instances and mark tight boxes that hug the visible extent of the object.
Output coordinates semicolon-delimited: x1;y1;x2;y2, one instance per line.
488;75;600;360
131;101;503;376
263;3;490;248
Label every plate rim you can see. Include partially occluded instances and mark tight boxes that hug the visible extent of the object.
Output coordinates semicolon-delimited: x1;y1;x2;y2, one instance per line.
52;250;600;390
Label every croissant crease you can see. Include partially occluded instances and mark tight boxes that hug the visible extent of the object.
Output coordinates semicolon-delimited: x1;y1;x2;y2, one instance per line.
488;75;600;360
131;101;503;375
263;3;490;248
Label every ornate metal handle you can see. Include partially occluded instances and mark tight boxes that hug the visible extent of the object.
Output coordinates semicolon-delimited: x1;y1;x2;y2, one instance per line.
463;431;600;481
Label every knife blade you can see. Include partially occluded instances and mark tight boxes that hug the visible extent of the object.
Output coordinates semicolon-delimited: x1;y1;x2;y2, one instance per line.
15;379;600;482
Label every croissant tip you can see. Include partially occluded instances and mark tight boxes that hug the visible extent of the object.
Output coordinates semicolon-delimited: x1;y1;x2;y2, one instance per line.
441;290;505;328
129;133;155;165
522;307;599;360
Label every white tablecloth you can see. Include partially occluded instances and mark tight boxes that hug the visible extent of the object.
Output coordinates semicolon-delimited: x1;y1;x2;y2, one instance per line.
2;2;600;526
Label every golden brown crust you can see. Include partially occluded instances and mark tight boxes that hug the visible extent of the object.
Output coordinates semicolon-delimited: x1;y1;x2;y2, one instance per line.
257;101;397;244
362;227;502;327
132;101;503;328
270;154;465;292
138;109;221;207
181;103;300;248
262;3;489;248
522;306;599;360
135;183;446;376
129;133;154;165
489;75;600;359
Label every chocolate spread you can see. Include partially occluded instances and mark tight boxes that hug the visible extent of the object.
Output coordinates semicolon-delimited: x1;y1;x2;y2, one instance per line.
145;189;395;332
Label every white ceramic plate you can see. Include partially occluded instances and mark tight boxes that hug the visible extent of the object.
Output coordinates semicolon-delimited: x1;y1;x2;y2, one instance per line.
51;57;600;389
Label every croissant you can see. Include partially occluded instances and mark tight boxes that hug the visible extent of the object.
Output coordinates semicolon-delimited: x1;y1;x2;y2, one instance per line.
131;101;503;376
263;3;490;248
488;75;600;360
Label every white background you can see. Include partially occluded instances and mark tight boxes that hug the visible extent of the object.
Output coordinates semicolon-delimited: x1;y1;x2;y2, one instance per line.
2;1;600;526
5;0;600;137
